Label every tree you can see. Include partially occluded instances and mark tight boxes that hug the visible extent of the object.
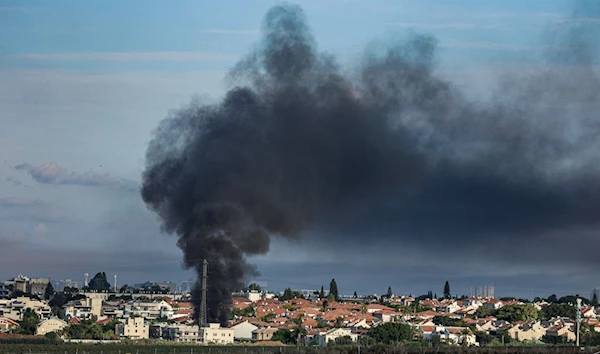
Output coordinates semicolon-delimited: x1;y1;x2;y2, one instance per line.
44;331;60;342
272;329;294;344
495;304;538;323
44;282;55;300
280;288;293;301
248;283;261;291
547;294;558;303
329;279;339;300
19;308;40;335
368;322;414;344
386;286;393;298
119;284;129;293
539;303;576;320
427;290;433;299
319;286;325;299
593;293;599;307
474;306;495;318
443;281;451;299
88;272;110;291
353;291;358;299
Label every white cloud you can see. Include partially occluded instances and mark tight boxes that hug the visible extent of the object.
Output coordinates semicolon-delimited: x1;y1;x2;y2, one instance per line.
5;51;238;62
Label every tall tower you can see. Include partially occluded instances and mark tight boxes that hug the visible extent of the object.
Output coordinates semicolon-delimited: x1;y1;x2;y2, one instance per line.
84;273;89;288
200;259;208;327
114;275;118;292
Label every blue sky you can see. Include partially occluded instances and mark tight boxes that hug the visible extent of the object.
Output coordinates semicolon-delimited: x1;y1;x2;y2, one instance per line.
0;0;598;298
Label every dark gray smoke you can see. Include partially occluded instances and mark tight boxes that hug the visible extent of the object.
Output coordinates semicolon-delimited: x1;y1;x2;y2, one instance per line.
141;3;600;323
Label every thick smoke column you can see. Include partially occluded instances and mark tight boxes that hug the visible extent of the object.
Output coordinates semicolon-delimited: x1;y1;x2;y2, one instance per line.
142;3;600;322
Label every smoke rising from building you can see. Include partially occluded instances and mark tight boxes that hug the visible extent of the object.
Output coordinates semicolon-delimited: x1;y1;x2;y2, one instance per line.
141;3;600;323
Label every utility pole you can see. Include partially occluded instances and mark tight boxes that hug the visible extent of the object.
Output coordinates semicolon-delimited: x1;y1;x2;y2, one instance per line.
576;297;582;347
200;259;208;327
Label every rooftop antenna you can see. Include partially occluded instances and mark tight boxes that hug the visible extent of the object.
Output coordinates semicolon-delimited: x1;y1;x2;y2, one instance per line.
200;259;208;327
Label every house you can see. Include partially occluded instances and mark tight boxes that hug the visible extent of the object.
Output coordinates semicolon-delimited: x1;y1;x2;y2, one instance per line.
229;320;258;340
316;328;358;347
200;323;234;344
507;320;545;341
483;299;504;309
232;297;253;310
117;317;149;340
252;327;278;341
373;310;402;323
432;326;476;346
0;317;19;332
581;306;596;318
36;318;68;336
419;325;436;340
545;324;575;342
163;324;200;343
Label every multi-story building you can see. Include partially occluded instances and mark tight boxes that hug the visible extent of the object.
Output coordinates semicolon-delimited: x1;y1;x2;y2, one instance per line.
4;275;29;293
117;317;149;340
63;298;103;320
124;300;174;320
163;324;200;343
0;297;52;321
200;323;234;344
28;278;50;297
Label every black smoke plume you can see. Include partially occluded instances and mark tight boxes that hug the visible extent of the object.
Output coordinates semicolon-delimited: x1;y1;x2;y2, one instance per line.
142;3;600;322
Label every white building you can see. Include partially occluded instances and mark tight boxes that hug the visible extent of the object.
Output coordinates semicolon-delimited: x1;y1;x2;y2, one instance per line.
0;297;52;321
200;323;235;344
118;317;149;340
230;320;258;340
316;328;358;347
124;300;174;320
36;318;68;336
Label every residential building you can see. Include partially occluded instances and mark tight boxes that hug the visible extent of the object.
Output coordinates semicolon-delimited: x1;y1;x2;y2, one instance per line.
118;317;149;340
63;297;103;320
0;317;19;332
229;320;258;340
28;278;50;297
0;297;52;321
4;275;29;293
124;300;174;320
0;284;9;299
508;321;545;341
247;291;261;302
200;323;235;344
36;318;68;336
252;327;278;341
316;328;358;347
545;324;575;342
163;324;200;343
432;326;476;346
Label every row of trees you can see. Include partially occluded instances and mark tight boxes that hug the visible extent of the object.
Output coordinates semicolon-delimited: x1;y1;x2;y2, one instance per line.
473;302;580;322
272;322;416;346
